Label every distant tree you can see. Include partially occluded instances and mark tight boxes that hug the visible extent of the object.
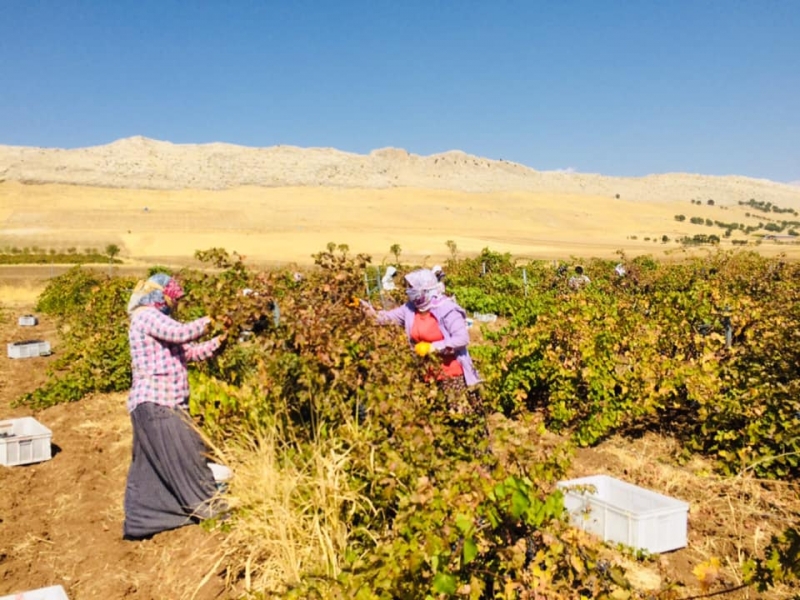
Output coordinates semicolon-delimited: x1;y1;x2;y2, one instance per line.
105;244;121;260
389;243;402;264
707;199;715;206
445;240;458;260
674;214;686;222
662;235;670;243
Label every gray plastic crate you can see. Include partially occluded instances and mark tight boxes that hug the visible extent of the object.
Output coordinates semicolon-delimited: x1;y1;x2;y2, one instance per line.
7;340;51;359
18;314;39;326
0;585;69;599
0;417;53;466
558;474;689;554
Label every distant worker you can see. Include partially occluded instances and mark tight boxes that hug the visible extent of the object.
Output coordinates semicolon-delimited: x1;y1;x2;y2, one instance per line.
568;265;591;290
381;265;398;291
432;264;446;283
614;263;627;278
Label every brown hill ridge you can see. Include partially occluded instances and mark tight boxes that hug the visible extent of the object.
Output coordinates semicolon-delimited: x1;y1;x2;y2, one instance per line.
0;136;798;207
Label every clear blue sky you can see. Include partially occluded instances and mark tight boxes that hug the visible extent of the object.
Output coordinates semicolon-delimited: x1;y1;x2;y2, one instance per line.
1;1;798;181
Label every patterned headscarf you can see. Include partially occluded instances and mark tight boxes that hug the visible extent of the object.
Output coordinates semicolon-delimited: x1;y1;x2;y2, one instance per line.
404;269;445;312
127;273;184;315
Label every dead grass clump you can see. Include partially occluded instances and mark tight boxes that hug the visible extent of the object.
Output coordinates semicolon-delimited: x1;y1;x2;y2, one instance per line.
206;426;371;597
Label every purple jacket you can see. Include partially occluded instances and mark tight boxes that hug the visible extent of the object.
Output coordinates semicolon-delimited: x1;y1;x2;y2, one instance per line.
376;297;482;387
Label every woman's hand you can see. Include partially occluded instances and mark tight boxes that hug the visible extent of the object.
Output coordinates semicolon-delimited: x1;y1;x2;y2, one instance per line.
359;299;377;317
215;332;229;352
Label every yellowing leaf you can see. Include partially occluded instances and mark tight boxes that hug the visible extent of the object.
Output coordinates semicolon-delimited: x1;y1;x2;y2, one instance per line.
693;557;721;591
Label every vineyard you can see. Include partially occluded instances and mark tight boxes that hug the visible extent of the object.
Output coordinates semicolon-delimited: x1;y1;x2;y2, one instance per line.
13;245;800;599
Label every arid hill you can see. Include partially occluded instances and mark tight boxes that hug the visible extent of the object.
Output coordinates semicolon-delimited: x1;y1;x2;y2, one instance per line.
1;136;798;207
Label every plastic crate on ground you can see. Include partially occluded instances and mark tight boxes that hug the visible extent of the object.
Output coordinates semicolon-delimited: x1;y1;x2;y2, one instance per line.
7;340;51;359
0;417;53;467
18;314;39;326
208;462;232;491
0;584;68;599
557;474;689;554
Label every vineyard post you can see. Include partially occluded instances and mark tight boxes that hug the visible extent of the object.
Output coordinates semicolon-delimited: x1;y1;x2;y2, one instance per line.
482;261;486;276
722;306;732;349
523;268;528;297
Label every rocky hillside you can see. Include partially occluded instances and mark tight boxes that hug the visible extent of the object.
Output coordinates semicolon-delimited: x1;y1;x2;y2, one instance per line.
0;136;798;206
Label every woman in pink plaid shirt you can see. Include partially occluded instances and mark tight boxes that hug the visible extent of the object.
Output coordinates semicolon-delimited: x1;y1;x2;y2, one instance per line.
123;273;226;540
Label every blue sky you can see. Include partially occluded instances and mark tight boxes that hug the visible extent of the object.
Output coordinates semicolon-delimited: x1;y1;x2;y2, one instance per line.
0;1;798;182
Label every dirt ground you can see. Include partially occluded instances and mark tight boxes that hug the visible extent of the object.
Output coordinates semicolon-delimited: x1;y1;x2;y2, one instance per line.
1;300;797;599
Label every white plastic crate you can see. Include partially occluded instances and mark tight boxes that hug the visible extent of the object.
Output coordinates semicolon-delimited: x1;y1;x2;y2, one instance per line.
0;585;69;600
208;462;232;491
18;314;39;326
7;340;51;359
0;417;53;467
557;474;689;554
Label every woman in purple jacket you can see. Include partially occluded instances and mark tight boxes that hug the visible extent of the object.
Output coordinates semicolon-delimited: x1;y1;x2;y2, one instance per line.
373;269;483;417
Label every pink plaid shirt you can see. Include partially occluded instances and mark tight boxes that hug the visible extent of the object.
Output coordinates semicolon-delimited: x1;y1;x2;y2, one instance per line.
127;307;220;413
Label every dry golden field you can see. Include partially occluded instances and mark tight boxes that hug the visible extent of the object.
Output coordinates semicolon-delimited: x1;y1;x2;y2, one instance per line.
3;181;800;268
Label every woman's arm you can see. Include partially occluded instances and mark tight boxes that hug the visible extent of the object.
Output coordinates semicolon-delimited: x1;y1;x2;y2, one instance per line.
183;336;222;362
375;304;407;327
136;309;210;344
431;309;469;353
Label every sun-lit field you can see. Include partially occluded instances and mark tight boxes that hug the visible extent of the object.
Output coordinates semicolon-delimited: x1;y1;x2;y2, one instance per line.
4;181;800;267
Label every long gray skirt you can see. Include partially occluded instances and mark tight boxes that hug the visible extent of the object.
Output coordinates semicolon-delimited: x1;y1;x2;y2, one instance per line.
123;402;222;539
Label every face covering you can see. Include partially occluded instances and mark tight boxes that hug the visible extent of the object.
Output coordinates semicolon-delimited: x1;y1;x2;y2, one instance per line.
404;269;444;312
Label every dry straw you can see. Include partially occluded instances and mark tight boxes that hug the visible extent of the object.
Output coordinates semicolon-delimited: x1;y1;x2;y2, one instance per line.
199;423;373;598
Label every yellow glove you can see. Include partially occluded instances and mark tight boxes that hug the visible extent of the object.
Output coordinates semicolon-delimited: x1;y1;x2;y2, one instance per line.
414;342;434;357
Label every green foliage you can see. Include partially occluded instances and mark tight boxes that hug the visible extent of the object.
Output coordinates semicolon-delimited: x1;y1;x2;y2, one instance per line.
19;269;136;409
743;528;800;592
480;250;800;478
0;249;122;265
35;267;103;317
180;247;623;599
20;245;800;597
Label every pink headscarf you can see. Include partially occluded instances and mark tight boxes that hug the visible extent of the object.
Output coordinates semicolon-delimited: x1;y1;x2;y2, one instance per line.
404;269;446;312
127;273;185;315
